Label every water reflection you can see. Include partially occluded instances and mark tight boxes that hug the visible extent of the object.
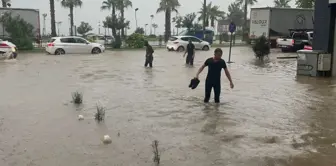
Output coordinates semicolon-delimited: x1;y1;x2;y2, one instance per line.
1;48;336;165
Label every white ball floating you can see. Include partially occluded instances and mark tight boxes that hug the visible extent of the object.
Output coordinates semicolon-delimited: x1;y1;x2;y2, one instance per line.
102;135;112;144
78;115;84;120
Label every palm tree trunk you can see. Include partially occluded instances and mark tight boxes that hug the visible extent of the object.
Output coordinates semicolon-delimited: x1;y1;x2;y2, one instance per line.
2;0;6;7
69;5;74;36
120;1;125;38
242;0;248;41
164;9;171;42
111;5;121;48
50;0;57;37
210;17;215;27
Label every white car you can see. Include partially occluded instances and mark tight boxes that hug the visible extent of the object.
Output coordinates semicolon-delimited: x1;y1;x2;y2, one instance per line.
0;39;18;60
45;36;105;55
166;36;210;52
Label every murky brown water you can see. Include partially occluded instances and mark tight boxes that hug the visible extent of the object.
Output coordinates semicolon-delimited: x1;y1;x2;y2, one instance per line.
1;47;336;166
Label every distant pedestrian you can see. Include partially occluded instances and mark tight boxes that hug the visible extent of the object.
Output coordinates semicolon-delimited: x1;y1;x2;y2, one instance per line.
183;39;195;66
195;48;234;103
144;41;154;68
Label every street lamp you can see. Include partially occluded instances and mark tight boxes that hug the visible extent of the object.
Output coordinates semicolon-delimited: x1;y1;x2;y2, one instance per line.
135;8;139;28
145;24;148;35
150;15;154;35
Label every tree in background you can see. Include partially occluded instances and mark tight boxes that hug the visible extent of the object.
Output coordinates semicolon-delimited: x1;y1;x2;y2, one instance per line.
172;16;183;35
134;27;145;34
2;0;10;7
0;12;34;50
236;0;258;41
152;23;158;35
274;0;291;7
104;15;129;48
157;0;180;42
77;22;93;36
101;0;120;48
60;0;83;36
198;2;225;27
227;2;244;27
117;0;132;38
49;0;57;37
295;0;314;8
182;13;197;30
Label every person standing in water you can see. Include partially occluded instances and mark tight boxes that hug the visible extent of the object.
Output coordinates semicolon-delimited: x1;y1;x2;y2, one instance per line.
144;41;154;68
195;48;234;103
183;39;195;65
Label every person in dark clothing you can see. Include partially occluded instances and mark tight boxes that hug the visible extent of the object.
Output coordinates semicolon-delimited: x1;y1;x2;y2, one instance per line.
183;40;195;65
144;41;154;67
195;48;234;103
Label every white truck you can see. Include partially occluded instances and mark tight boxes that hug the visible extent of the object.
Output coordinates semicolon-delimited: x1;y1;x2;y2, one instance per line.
249;7;314;48
276;30;313;52
0;7;40;40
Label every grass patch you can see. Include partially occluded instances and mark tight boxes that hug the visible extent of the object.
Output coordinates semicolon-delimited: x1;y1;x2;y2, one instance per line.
72;91;83;104
95;104;106;122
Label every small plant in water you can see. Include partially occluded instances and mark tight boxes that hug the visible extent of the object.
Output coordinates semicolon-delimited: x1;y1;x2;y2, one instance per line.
72;91;83;104
95;104;105;122
152;140;160;165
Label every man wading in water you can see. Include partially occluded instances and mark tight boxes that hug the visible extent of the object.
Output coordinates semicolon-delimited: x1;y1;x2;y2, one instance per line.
195;48;234;103
183;39;195;65
144;41;154;68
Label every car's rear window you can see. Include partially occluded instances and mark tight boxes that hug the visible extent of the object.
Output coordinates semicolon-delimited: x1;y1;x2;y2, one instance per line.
169;37;178;41
49;39;56;43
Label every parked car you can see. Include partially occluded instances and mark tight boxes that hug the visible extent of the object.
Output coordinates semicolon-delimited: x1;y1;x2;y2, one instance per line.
45;36;105;55
0;39;18;60
276;31;313;52
166;36;210;52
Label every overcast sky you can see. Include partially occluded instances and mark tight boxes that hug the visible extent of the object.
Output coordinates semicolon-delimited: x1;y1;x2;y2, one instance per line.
11;0;295;35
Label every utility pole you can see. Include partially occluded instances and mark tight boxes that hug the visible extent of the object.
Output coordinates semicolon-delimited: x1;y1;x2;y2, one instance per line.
56;21;62;36
203;0;206;40
98;21;101;34
42;13;47;36
135;8;139;29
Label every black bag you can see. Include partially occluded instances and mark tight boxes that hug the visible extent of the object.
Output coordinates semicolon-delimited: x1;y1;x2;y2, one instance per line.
189;78;200;89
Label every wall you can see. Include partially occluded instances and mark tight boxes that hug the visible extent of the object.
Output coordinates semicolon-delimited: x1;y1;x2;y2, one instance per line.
313;0;331;51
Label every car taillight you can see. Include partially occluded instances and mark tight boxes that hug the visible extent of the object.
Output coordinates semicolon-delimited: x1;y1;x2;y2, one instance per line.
291;39;294;45
0;43;9;47
173;42;179;44
47;43;54;47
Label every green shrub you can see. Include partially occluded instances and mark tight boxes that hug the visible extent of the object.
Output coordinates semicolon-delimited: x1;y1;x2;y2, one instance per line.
252;35;270;60
125;33;145;48
0;12;34;50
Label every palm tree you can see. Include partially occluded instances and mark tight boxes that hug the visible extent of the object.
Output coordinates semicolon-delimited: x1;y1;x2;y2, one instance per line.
182;13;196;30
274;0;291;7
172;16;183;35
236;0;258;41
198;2;211;27
2;0;9;7
101;0;122;48
295;0;314;8
227;2;244;26
208;4;225;27
117;0;132;38
157;0;180;42
60;0;83;36
50;0;57;37
152;24;158;35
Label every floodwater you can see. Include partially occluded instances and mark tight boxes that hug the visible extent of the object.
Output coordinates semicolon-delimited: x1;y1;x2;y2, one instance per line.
1;47;336;166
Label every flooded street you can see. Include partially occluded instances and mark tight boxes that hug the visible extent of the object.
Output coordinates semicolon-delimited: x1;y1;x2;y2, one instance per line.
1;47;336;166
